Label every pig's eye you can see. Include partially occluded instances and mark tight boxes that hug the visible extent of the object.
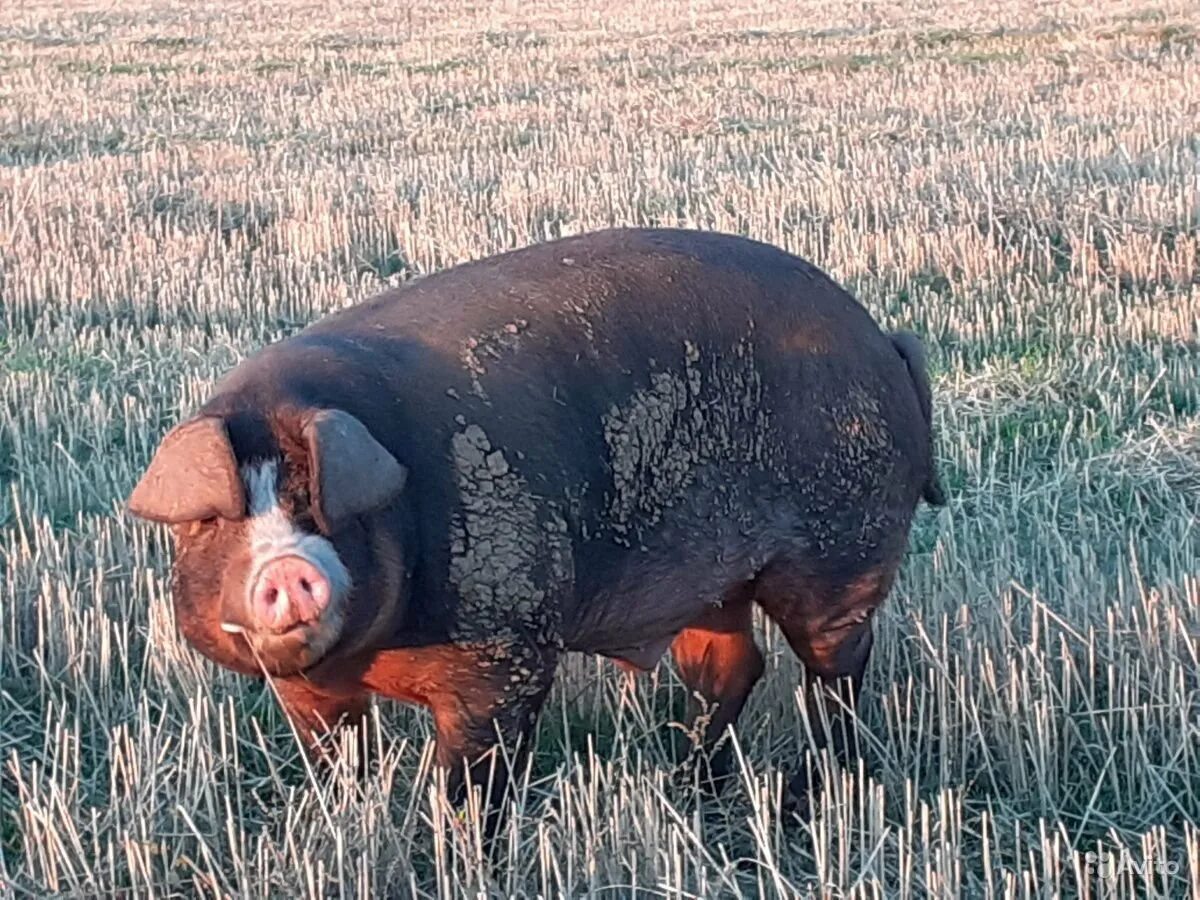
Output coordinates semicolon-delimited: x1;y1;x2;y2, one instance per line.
286;488;314;520
184;517;218;537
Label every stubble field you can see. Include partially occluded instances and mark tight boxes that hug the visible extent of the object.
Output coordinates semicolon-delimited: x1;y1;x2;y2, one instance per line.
1;0;1199;897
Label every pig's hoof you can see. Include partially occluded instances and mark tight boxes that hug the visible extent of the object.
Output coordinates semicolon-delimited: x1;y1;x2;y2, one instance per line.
781;768;821;823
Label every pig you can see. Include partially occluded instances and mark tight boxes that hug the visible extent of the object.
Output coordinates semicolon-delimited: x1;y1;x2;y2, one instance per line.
127;227;944;835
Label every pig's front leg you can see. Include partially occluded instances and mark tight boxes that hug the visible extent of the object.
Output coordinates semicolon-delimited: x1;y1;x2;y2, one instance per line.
365;639;559;843
432;641;559;845
272;677;372;774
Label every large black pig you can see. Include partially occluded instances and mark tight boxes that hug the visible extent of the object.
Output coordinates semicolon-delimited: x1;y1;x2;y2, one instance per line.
128;227;944;833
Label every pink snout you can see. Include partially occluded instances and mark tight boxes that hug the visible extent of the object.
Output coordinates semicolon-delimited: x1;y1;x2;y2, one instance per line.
250;556;331;633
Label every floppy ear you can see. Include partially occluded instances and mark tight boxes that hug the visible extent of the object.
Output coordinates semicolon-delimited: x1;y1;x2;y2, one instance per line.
128;416;245;523
302;409;408;533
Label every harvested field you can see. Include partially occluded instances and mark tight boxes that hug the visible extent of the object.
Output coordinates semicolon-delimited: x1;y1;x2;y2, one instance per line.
1;0;1198;896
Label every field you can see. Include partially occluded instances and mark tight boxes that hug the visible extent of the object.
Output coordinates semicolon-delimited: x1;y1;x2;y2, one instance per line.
2;0;1199;896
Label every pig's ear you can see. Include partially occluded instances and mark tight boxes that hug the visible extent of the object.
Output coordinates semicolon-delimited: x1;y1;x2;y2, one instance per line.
302;409;407;533
128;416;246;523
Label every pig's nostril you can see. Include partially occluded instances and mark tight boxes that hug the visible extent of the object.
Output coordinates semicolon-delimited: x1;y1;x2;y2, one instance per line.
251;557;331;632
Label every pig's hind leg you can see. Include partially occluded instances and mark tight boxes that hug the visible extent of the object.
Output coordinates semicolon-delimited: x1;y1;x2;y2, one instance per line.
668;581;765;790
752;558;897;817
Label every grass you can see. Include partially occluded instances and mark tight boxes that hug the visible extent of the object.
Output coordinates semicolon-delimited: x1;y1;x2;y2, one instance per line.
1;0;1199;896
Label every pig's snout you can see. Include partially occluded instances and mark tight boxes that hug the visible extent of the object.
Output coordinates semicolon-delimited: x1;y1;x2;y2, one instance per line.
250;556;331;633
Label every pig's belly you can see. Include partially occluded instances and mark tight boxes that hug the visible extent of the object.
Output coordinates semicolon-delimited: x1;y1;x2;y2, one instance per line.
562;473;804;667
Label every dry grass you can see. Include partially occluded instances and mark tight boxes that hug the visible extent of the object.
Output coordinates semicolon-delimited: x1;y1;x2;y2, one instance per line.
2;0;1199;896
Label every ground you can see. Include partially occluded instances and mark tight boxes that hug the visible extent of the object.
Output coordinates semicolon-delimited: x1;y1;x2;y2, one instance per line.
1;0;1198;896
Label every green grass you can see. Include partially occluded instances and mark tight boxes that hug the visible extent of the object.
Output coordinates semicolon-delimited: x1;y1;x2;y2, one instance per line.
1;0;1199;896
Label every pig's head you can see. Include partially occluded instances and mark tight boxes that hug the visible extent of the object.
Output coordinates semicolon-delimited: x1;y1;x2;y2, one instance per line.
127;408;408;676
